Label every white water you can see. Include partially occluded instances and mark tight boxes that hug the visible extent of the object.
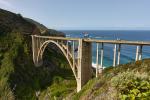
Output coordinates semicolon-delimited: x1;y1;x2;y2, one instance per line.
92;63;106;69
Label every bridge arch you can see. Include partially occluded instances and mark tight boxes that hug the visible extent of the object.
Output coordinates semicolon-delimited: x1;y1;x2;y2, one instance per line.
32;35;92;92
37;40;77;80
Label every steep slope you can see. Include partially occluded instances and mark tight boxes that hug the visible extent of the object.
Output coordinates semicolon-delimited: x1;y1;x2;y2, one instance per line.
72;59;150;100
25;18;47;32
0;9;40;35
0;9;75;100
25;18;65;36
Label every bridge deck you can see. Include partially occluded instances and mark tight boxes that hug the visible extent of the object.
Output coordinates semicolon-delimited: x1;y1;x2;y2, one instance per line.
33;35;80;41
84;39;150;45
33;35;150;45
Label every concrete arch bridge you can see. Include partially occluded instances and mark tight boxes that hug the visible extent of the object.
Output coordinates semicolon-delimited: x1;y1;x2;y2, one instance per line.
32;35;150;92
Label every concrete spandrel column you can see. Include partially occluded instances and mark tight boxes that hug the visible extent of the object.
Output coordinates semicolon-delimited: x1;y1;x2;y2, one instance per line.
117;44;121;65
139;45;143;60
36;37;39;63
77;40;81;68
32;35;36;63
67;40;69;58
135;45;140;61
77;39;82;92
72;41;75;69
96;43;99;77
113;44;117;67
100;43;104;73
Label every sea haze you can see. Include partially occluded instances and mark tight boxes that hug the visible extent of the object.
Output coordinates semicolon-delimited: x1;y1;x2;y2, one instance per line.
61;30;150;67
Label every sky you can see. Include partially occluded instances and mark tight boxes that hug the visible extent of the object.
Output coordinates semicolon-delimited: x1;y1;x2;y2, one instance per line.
0;0;150;30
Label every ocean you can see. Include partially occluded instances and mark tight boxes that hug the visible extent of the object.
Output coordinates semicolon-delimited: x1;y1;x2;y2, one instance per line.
61;30;150;67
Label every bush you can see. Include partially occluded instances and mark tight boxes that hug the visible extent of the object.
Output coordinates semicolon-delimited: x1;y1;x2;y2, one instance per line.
111;70;150;100
0;52;15;100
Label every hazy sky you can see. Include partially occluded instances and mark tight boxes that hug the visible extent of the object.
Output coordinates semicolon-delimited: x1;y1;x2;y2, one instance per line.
0;0;150;30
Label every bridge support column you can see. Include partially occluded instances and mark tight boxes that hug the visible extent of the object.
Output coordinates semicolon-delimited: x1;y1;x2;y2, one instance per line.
96;43;99;77
67;41;69;58
113;44;117;67
139;45;143;60
100;43;104;73
135;45;143;61
72;41;75;70
77;39;92;92
95;43;104;77
32;35;43;67
117;44;121;65
135;46;139;61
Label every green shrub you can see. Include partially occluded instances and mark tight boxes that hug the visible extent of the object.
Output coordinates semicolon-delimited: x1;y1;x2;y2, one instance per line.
0;79;14;100
111;71;150;100
0;51;15;100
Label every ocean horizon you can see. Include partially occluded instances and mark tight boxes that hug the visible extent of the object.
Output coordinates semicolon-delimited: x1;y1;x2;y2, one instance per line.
61;30;150;67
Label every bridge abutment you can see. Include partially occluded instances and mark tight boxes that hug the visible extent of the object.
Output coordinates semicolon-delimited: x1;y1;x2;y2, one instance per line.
77;39;92;92
32;35;43;67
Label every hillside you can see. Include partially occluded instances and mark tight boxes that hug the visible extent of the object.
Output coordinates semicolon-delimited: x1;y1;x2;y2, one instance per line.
0;9;41;35
0;8;64;36
25;18;47;32
25;18;65;36
72;59;150;100
0;8;76;100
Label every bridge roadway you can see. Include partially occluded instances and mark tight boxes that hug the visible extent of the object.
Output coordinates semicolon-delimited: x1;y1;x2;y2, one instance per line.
32;35;150;92
33;35;150;45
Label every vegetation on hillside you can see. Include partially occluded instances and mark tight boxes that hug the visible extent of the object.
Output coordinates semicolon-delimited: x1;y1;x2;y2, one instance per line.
25;18;65;36
0;31;76;99
25;18;47;32
0;8;76;100
0;9;40;35
73;59;150;100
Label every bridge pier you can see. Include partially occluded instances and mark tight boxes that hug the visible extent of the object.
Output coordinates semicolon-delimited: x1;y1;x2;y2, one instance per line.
100;43;104;73
117;44;121;65
96;43;104;77
72;41;75;70
113;44;117;67
139;45;143;60
77;39;92;92
32;35;43;67
67;40;69;58
135;45;143;61
135;45;139;61
96;43;99;77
